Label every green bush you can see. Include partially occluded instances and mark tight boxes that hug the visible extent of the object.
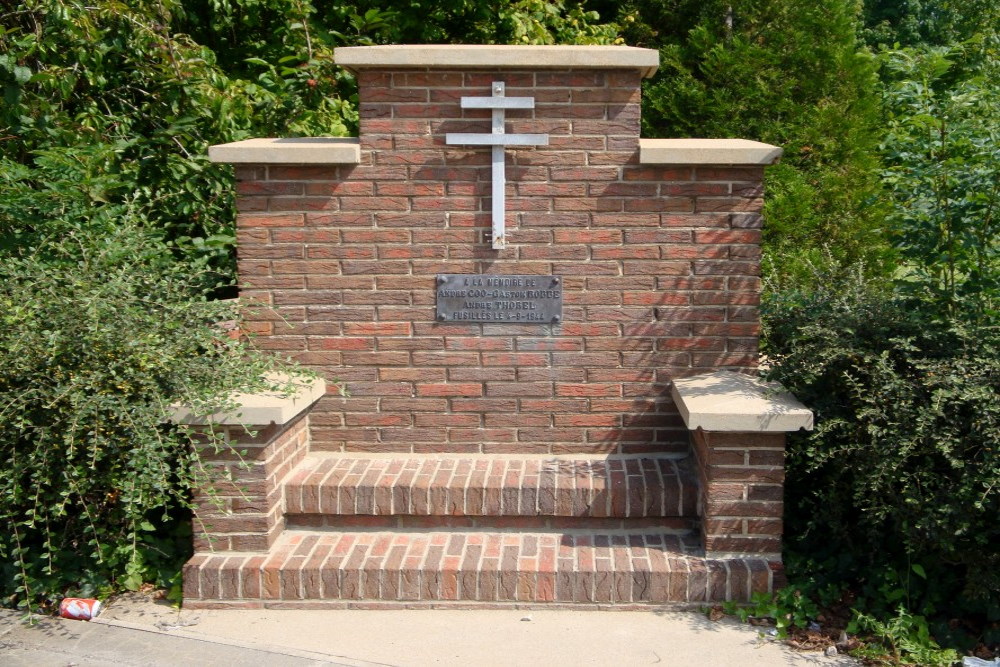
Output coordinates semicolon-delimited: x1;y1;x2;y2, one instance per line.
1;0;358;282
0;150;298;611
861;0;1000;49
613;0;892;289
880;42;1000;322
763;270;1000;633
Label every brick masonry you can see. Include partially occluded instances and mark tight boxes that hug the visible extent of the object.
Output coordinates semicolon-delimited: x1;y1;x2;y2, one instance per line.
283;456;697;518
184;53;793;607
692;430;785;558
234;67;764;457
183;530;778;608
192;413;311;552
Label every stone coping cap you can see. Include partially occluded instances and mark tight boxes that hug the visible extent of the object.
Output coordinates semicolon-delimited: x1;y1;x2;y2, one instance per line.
170;373;326;426
640;138;782;165
334;45;660;78
671;370;813;433
208;138;360;164
210;136;780;167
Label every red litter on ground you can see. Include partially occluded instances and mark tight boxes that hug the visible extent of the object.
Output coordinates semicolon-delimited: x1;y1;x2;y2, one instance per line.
59;598;102;620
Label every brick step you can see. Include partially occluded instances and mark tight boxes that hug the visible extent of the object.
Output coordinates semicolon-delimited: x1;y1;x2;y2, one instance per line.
183;529;779;608
282;455;698;519
286;515;697;532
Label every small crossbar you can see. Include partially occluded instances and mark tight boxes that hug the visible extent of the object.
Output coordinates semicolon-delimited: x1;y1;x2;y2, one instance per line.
460;97;536;109
445;133;549;146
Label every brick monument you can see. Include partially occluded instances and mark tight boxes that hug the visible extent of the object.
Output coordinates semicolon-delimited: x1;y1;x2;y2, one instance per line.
180;45;812;609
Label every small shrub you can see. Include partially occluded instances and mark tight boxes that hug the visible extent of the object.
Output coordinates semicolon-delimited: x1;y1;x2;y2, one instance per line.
850;607;961;667
722;587;825;639
763;268;1000;635
0;153;299;610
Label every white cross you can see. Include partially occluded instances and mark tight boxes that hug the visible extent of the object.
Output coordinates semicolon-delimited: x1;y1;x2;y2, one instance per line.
446;82;549;250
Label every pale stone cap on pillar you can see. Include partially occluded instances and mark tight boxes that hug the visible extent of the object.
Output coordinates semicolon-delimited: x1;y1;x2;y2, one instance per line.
334;44;660;78
170;373;327;426
640;138;782;165
671;370;813;432
208;137;361;164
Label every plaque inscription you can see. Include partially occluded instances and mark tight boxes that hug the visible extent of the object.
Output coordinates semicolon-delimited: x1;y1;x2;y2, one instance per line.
436;274;562;324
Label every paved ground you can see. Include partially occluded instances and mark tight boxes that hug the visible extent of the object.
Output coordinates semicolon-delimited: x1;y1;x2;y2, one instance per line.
0;595;859;666
0;609;343;666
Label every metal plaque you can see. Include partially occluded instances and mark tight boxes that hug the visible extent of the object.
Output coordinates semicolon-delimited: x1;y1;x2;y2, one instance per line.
436;274;563;324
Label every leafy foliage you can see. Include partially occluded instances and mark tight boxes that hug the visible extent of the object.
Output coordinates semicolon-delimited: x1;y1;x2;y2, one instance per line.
0;0;360;282
609;0;892;288
723;588;823;639
861;0;1000;49
763;269;1000;649
0;150;302;610
753;7;1000;657
318;0;620;46
880;42;1000;321
850;607;960;666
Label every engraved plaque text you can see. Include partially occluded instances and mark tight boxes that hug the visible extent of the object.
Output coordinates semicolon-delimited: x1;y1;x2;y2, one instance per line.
436;274;562;324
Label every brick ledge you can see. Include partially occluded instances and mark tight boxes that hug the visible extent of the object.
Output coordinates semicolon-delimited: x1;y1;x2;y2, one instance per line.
183;529;778;605
284;455;697;519
334;45;660;78
640;138;782;165
183;600;710;611
208;138;360;164
171;372;326;426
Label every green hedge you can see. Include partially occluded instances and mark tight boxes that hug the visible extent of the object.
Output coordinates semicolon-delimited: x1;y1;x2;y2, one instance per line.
0;150;297;610
763;272;1000;638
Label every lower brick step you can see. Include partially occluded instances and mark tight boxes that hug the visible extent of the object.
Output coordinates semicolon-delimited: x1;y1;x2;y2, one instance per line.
285;514;697;532
183;530;778;608
283;455;698;518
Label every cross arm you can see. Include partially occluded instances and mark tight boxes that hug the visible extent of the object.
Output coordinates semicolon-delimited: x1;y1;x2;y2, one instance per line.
460;97;536;109
445;133;549;146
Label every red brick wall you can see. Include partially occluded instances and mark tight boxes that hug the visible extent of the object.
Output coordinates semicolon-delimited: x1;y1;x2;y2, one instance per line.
192;414;311;552
234;67;763;455
692;430;784;557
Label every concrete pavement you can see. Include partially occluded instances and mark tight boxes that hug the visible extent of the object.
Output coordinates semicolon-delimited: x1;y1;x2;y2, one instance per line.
0;595;858;666
0;610;348;666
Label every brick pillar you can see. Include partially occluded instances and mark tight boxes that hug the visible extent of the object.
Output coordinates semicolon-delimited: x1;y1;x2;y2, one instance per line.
692;430;785;558
171;374;325;558
190;416;310;552
671;369;811;564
